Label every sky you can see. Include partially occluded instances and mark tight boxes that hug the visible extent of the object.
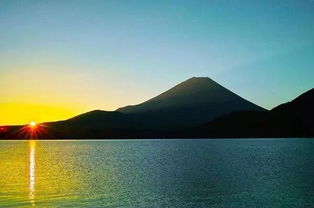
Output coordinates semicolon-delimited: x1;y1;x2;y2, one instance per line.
0;0;313;125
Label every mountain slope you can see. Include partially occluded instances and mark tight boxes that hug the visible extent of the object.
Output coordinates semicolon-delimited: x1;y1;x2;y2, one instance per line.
193;88;314;137
117;77;266;129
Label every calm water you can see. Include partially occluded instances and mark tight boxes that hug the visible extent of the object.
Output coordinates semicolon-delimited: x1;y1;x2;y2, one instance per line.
1;139;314;207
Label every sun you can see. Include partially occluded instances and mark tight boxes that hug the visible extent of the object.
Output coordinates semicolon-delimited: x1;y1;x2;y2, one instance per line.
29;121;37;127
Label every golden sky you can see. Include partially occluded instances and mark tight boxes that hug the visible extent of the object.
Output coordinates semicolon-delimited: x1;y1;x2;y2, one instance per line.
0;67;133;125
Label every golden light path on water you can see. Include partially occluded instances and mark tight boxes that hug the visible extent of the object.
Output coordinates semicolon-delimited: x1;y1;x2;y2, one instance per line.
29;140;36;206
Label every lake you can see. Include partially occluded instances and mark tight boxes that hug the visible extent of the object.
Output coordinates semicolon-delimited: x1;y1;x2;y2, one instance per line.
1;139;314;207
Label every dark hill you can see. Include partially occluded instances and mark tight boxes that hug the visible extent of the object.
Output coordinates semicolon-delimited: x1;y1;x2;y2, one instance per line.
45;110;145;139
192;88;314;138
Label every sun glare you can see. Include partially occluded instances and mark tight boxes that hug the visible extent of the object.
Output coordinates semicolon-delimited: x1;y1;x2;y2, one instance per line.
30;121;37;127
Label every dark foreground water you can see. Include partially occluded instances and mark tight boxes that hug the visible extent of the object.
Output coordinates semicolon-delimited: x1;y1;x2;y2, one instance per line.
1;139;314;207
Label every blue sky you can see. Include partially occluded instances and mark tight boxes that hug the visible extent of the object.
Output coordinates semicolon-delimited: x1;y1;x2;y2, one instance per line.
0;0;313;124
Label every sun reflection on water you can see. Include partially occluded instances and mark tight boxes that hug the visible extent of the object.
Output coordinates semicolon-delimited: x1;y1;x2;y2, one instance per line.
29;140;36;206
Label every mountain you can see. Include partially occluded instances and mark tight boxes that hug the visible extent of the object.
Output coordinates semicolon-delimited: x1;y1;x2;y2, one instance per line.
192;88;314;138
42;77;265;139
117;77;266;129
7;77;314;140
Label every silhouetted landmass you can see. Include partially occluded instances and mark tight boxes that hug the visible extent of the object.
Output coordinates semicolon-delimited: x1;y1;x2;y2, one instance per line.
188;88;314;138
117;77;265;129
0;78;313;139
42;77;266;139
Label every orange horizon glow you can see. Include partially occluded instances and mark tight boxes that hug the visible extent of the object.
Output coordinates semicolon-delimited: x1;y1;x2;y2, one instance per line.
0;68;143;126
0;102;83;126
